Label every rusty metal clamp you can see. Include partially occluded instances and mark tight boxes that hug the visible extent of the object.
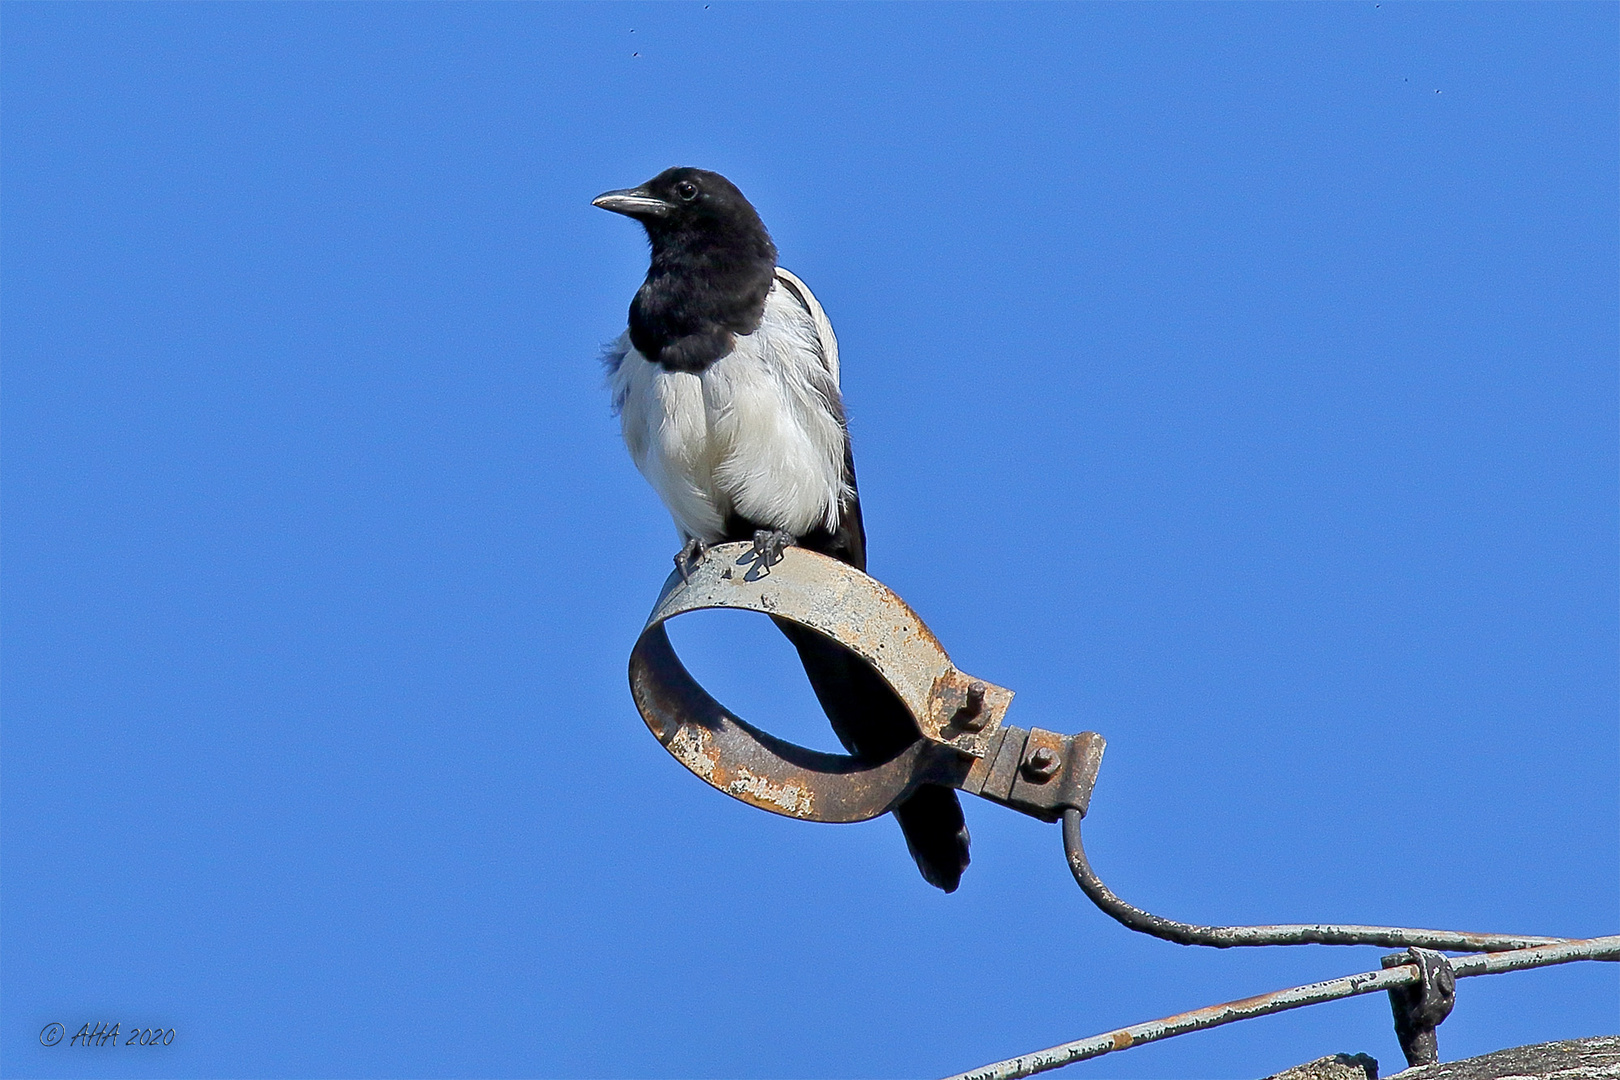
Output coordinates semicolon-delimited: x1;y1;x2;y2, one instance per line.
1382;947;1457;1067
628;542;1105;824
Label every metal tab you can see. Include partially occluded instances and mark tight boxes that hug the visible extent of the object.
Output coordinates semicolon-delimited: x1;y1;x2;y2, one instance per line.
960;726;1010;796
986;729;1107;823
980;726;1030;803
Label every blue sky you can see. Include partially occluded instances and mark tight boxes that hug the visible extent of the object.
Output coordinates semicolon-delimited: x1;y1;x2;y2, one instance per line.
2;4;1614;1078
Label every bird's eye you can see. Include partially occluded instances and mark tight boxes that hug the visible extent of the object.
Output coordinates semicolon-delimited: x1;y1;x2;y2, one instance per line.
675;181;699;201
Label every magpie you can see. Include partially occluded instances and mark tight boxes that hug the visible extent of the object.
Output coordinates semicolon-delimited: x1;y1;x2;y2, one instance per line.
594;167;971;892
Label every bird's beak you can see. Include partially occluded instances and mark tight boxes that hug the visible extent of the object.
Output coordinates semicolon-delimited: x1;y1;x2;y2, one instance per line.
592;187;673;219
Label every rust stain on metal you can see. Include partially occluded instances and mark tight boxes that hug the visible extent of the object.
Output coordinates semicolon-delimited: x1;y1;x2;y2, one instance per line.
928;669;1014;758
666;724;719;781
726;767;813;817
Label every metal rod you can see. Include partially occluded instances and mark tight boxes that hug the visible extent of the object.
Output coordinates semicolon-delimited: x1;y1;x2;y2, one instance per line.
1061;809;1567;952
944;936;1620;1080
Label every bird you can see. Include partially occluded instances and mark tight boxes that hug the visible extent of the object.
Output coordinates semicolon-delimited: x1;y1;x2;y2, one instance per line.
593;167;971;892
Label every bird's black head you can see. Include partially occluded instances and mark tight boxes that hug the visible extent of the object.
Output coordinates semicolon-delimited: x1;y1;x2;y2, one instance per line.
593;167;772;249
594;168;778;372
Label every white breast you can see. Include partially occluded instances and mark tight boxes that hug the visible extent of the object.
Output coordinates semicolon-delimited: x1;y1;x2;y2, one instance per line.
606;271;851;544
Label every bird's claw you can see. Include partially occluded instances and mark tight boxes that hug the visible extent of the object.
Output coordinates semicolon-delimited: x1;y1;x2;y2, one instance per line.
751;529;795;568
674;538;709;583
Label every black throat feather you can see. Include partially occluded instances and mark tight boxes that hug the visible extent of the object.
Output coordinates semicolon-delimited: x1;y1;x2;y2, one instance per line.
629;221;778;373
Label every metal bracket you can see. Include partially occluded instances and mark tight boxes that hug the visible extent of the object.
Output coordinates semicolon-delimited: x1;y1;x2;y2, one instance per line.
958;723;1106;823
627;542;1104;824
1382;947;1457;1068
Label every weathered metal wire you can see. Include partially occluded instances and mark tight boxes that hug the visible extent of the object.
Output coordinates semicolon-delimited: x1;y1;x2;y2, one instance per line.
624;550;1613;1076
944;936;1620;1080
1061;809;1566;952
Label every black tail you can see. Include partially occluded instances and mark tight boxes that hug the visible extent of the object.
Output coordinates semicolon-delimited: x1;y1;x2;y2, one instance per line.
772;616;971;892
892;783;970;893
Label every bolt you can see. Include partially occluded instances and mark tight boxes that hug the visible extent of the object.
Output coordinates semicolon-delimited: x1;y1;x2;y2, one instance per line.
1023;745;1060;782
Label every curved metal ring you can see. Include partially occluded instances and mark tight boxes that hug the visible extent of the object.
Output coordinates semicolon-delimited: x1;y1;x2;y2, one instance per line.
627;542;1015;823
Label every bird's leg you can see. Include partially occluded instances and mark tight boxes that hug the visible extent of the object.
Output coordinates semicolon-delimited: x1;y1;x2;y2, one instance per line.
751;529;796;568
674;538;709;582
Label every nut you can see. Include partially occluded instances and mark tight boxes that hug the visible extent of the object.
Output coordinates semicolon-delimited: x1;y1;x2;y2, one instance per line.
1023;745;1060;782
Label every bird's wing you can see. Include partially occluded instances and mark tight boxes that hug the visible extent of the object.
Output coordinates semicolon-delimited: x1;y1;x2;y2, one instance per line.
773;267;840;386
769;267;866;570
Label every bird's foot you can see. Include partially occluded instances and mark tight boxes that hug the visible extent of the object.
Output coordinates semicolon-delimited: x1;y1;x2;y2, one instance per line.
674;538;709;583
751;529;795;568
